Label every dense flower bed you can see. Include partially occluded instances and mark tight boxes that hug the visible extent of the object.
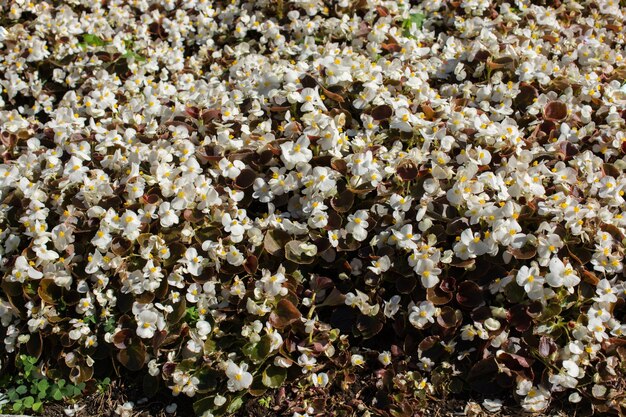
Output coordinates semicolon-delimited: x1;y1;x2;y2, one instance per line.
1;0;626;415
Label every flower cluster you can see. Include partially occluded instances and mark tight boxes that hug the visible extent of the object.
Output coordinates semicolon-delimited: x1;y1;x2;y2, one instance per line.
1;0;626;415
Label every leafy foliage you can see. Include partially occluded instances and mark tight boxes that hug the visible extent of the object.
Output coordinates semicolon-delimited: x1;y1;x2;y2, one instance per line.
0;355;85;414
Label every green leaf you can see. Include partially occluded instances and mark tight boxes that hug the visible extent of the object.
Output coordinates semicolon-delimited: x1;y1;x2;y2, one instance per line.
504;281;525;303
193;397;214;416
83;34;107;47
32;401;43;412
185;306;200;326
37;379;49;392
16;385;28;395
261;366;287;388
104;317;116;333
122;50;146;62
8;389;19;401
23;396;35;408
52;388;63;401
226;396;244;414
13;401;23;413
402;13;425;37
242;335;272;364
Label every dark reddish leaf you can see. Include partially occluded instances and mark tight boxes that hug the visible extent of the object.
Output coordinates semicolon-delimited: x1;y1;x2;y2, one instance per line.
320;85;344;103
437;307;463;329
319;288;346;307
112;329;133;350
235;168;257;189
371;105;392;121
152;330;168;350
514;83;538;109
600;222;625;241
421;104;435;120
118;340;147;371
567;245;592;265
507;304;532;332
456;281;483;308
201;109;220;123
446;218;468;235
38;278;62;305
375;5;389;16
487;56;515;69
263;229;291;255
331;158;347;174
183;209;204;223
427;286;453;305
355;315;383;339
111;236;132;256
310;276;333;292
331;189;354;213
269;299;302;329
396;275;417;294
185;106;200;118
396;160;418;181
26;332;43;360
244;255;258;275
507;245;537;260
581;269;599;285
467;357;500;394
544;101;568;121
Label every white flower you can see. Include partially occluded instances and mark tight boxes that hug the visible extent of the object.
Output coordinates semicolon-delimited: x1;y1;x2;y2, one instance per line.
225;361;253;391
545;258;580;290
592;384;607;398
517;381;550;413
196;320;212;337
383;295;401;318
159;202;179;228
181;248;204;276
569;392;582;403
121;210;142;238
409;301;436;329
392;224;419;250
595;279;618;303
259;267;288;297
412;257;442;289
11;256;43;282
310;372;329;387
482;399;502;413
516;264;544;299
346;210;369;241
218;158;245;179
351;354;365;367
378;351;391;366
368;256;391;274
136;310;159;339
297;354;317;373
280;136;312;169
